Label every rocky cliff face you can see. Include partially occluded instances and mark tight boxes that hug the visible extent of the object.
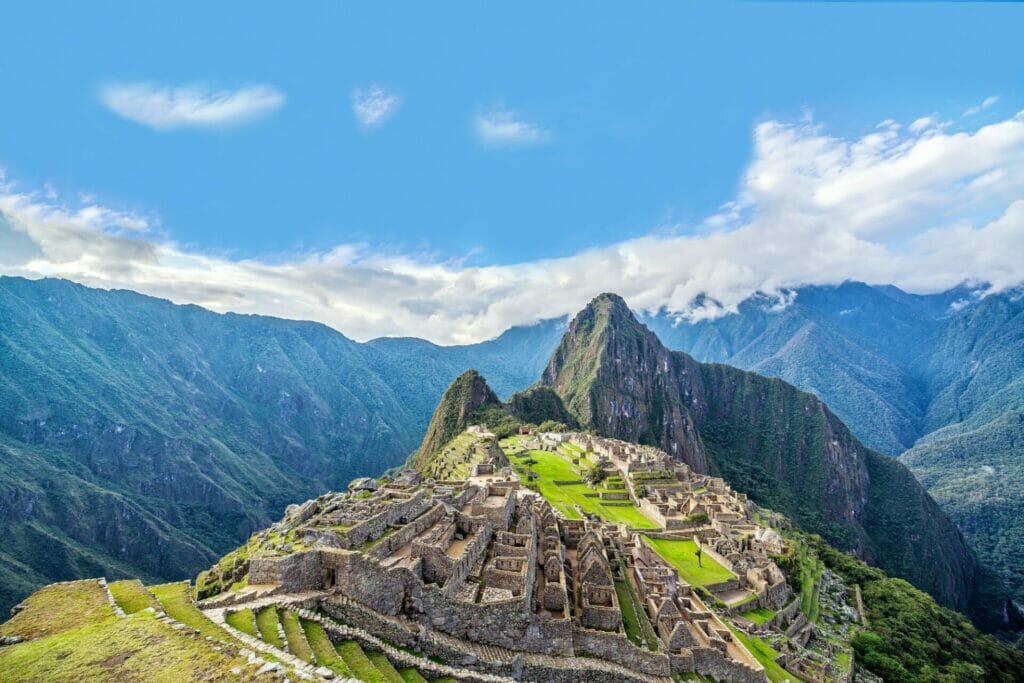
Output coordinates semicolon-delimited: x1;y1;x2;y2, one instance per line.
541;294;709;472
541;293;988;623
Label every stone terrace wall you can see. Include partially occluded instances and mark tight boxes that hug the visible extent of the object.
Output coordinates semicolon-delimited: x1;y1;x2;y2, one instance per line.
250;550;322;591
691;646;766;683
572;628;671;677
337;551;416;615
418;582;573;656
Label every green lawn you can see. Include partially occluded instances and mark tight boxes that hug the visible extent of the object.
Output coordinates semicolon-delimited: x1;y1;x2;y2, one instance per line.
301;619;351;676
225;608;258;637
642;537;735;587
739;607;776;625
149;582;231;641
508;448;658;528
280;610;314;663
108;579;158;615
726;623;790;683
255;606;284;648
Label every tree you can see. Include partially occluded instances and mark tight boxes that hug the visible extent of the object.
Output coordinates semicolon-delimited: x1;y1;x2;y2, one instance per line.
695;538;703;567
583;464;607;486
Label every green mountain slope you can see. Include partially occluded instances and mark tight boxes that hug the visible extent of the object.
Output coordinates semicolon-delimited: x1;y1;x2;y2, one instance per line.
541;293;1008;628
0;277;558;614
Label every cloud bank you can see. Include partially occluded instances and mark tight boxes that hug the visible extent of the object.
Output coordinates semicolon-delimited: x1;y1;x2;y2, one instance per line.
3;110;1024;344
352;85;402;129
99;82;285;130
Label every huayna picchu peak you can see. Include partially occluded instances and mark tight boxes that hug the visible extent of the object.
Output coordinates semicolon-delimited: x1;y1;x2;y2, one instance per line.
3;289;1024;683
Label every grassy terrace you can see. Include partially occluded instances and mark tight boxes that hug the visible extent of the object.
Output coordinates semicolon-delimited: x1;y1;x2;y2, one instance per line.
615;573;659;650
0;580;114;640
337;639;387;682
739;607;776;625
301;618;352;676
108;579;158;615
281;610;315;663
225;608;258;637
796;542;824;622
726;623;790;683
642;537;735;587
150;581;232;642
0;610;260;682
0;582;259;682
255;606;284;648
505;445;658;528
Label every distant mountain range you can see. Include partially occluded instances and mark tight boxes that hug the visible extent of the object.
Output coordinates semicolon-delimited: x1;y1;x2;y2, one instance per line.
641;281;1024;606
2;276;1022;628
0;277;564;615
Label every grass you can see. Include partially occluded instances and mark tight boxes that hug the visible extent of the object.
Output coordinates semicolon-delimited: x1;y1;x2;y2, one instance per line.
225;608;258;637
0;580;114;640
797;542;824;622
336;639;386;682
613;561;660;651
508;448;658;528
301;619;351;675
739;607;776;625
108;579;158;615
398;668;428;682
642;537;735;587
726;623;790;683
281;610;315;662
0;609;259;682
368;650;406;683
149;581;231;642
254;606;284;649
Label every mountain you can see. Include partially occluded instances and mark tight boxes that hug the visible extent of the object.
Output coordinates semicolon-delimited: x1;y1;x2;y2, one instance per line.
412;369;503;465
642;282;1024;607
0;277;561;615
897;290;1024;603
540;293;1009;628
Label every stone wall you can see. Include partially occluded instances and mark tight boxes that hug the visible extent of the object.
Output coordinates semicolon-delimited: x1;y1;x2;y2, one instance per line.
341;490;432;550
368;503;445;560
441;522;493;598
572;627;671;677
690;646;766;683
417;581;573;656
249;550;322;590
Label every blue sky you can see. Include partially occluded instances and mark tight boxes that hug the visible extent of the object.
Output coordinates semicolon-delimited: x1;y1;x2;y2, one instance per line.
2;2;1024;342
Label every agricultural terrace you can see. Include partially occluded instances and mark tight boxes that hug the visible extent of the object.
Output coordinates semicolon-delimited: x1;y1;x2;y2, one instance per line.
642;537;735;587
502;441;658;528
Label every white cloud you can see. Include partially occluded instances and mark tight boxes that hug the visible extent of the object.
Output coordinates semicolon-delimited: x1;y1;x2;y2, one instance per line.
964;95;999;117
474;106;550;147
99;82;285;131
352;85;402;129
3;108;1024;344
